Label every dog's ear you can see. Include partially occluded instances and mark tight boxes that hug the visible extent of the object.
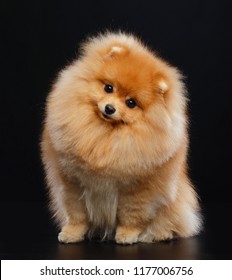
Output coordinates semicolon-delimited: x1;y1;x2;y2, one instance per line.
154;73;169;95
158;79;169;94
105;45;129;58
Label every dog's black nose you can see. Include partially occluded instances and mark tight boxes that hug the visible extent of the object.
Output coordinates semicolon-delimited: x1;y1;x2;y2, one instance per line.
105;104;116;115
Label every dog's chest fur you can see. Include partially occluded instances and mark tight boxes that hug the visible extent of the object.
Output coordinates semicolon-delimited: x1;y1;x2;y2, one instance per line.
79;172;119;234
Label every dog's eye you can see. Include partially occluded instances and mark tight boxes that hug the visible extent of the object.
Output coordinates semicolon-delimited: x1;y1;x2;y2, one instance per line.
126;98;137;108
104;84;113;93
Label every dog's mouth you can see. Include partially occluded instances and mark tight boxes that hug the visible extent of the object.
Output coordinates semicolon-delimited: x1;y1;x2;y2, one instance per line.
94;105;113;122
95;104;125;124
102;113;111;120
98;111;125;125
97;111;114;122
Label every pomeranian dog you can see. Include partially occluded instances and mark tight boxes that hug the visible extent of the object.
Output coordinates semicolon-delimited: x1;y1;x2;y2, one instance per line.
41;32;202;244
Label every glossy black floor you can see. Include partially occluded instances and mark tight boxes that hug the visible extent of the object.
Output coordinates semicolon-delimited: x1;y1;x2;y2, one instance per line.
0;201;231;260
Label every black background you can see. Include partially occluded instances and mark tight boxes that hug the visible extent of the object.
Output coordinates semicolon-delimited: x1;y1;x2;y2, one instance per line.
1;0;232;261
1;0;232;204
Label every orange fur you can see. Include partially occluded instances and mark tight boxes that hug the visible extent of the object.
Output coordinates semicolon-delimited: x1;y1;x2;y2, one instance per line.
41;32;202;244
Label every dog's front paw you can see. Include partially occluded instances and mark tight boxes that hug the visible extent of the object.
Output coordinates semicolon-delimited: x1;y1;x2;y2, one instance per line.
152;230;174;242
115;226;141;245
58;223;88;243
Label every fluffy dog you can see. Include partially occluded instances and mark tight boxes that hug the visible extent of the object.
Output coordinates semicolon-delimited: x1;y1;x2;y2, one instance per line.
41;32;202;244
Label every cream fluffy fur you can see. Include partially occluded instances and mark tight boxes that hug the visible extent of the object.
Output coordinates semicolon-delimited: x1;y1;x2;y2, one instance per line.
41;32;202;244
